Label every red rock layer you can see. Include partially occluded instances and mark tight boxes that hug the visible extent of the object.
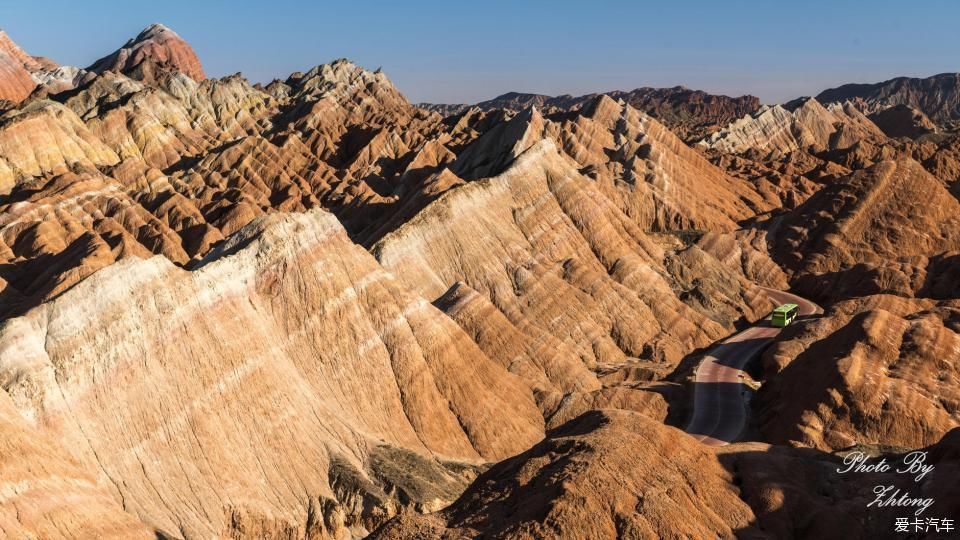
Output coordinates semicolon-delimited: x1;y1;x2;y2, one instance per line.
88;24;206;81
0;31;36;103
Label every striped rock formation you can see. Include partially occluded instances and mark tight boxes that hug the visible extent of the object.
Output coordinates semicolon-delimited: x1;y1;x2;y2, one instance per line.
0;208;545;537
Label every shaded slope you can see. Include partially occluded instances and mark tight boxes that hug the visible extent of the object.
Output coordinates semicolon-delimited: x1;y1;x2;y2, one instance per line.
371;410;757;539
768;159;960;295
817;72;960;129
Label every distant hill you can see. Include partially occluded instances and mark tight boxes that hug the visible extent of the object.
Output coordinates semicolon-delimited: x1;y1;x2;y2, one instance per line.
421;86;761;141
817;73;960;129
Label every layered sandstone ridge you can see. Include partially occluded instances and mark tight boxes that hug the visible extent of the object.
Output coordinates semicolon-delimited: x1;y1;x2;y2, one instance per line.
817;72;960;129
450;96;779;232
88;23;206;81
0;52;783;337
699;98;886;156
421;86;762;141
0;208;546;538
0;391;154;538
756;294;960;451
768;158;960;302
1;22;959;540
550;95;776;231
376;138;773;377
0;58;433;316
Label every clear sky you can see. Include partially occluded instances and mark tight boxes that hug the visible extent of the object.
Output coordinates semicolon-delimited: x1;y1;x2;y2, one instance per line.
2;0;958;105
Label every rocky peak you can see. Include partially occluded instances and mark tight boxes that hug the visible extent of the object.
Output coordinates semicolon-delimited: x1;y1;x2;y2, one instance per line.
700;97;885;155
287;58;398;102
137;22;175;40
0;29;38;103
817;72;960;129
451;105;547;179
87;23;206;81
579;93;625;126
0;29;44;72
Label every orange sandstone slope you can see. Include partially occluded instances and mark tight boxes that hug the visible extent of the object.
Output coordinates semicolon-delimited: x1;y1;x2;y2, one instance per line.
694;96;896;220
0;29;45;73
372;411;757;539
733;147;960;455
755;294;960;451
551;95;776;231
767;158;960;301
0;37;781;338
0;208;545;538
0;57;438;316
451;96;778;232
0;30;36;103
375;138;772;373
1;46;758;533
0;391;154;539
774;159;960;274
4;19;960;540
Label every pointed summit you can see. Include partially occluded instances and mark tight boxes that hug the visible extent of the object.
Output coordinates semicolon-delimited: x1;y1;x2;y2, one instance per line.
0;29;37;103
452;105;548;179
87;23;205;81
138;23;175;38
0;29;44;72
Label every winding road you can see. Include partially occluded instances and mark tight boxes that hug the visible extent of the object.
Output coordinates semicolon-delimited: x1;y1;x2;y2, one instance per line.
685;287;822;446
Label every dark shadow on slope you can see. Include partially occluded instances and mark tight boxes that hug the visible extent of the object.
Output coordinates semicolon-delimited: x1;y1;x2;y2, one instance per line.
707;336;775;370
0;233;109;320
719;431;960;539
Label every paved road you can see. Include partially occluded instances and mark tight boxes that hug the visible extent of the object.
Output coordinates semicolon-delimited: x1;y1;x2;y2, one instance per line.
685;287;822;446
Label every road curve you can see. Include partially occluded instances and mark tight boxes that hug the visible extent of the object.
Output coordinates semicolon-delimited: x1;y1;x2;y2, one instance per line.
685;287;822;446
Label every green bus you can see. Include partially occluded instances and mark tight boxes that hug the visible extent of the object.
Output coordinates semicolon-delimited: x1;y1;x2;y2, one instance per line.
771;303;800;327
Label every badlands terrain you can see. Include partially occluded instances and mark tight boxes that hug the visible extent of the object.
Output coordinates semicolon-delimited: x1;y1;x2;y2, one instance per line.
0;23;958;539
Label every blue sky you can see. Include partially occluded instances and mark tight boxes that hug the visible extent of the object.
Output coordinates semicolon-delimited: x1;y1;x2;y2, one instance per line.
2;0;958;104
